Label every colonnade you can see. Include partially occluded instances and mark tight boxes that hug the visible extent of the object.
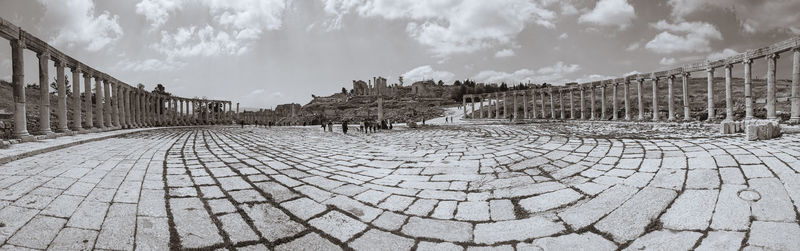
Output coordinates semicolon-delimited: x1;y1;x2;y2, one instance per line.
462;36;800;123
1;17;234;140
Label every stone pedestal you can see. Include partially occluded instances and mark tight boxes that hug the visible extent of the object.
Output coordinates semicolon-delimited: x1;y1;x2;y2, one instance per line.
744;120;781;141
720;121;742;134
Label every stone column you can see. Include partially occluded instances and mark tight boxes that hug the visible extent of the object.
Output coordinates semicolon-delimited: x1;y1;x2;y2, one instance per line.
624;80;630;120
495;93;501;119
470;96;475;119
600;83;606;120
547;88;553;118
667;76;675;121
103;79;111;127
71;66;82;131
744;59;753;120
503;92;508;119
559;89;565;119
132;90;138;127
612;82;618;120
706;67;715;121
462;96;467;118
37;51;52;134
84;73;93;129
724;64;733;121
580;86;586;120
55;60;69;132
479;96;484;119
569;88;575;119
652;76;659;121
531;90;537;119
512;92;518;121
540;89;546;118
178;99;184;125
682;73;690;121
122;87;129;128
11;38;29;137
637;79;644;120
113;82;121;127
522;91;528;119
95;76;105;128
590;84;596;120
791;48;800;123
766;53;779;119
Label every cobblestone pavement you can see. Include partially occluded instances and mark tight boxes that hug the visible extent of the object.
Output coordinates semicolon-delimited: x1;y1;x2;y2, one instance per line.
1;125;799;250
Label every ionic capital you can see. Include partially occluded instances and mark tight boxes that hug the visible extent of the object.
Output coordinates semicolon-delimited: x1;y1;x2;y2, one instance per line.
767;52;780;60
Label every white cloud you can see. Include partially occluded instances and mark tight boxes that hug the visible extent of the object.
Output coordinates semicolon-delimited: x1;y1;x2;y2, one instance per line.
136;0;184;29
558;33;568;40
471;61;581;84
114;58;186;72
138;0;287;58
667;0;800;35
706;48;739;61
645;20;722;54
322;0;559;57
625;42;640;51
401;65;455;83
624;70;641;76
578;0;636;30
39;0;123;51
659;57;677;65
494;49;515;58
567;74;616;84
154;25;247;58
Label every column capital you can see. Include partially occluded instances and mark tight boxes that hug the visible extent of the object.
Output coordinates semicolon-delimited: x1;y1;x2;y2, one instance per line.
667;75;676;80
767;52;780;59
705;67;714;72
723;63;734;69
36;49;50;58
54;58;66;68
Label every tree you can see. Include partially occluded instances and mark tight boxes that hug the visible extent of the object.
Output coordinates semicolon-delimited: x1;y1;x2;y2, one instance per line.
437;80;444;86
499;83;508;91
49;75;71;95
341;87;347;94
398;76;404;86
454;80;462;86
153;83;172;96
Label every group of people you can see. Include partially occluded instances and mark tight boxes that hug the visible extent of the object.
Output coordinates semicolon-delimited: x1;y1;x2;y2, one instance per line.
321;121;353;134
443;116;455;123
359;119;392;133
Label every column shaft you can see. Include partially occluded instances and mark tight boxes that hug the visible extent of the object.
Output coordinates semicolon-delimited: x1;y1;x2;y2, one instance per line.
580;87;585;119
11;38;29;137
84;74;93;128
667;76;675;120
652;78;659;121
56;61;68;132
725;65;734;121
612;83;618;120
569;89;574;119
103;80;111;127
744;60;753;119
637;79;644;120
590;85;596;120
38;51;52;134
791;48;800;122
522;92;528;119
624;82;630;120
707;68;715;121
682;73;690;120
71;67;82;130
600;85;606;120
95;76;104;128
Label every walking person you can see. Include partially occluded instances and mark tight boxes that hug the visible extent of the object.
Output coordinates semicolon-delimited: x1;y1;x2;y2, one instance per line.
322;122;326;131
342;121;349;134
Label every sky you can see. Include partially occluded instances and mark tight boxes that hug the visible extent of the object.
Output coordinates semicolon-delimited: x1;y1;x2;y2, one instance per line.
0;0;799;109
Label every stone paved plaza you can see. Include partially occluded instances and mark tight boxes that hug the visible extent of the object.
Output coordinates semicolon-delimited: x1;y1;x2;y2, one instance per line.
0;124;800;250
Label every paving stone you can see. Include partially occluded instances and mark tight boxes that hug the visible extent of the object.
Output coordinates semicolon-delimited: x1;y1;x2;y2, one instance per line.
40;194;83;218
595;186;677;243
660;189;718;230
349;229;415;251
685;169;719;189
95;203;137;250
747;221;800;250
455;201;490;221
274;232;341;251
557;184;638;230
48;227;98;251
377;195;415;211
710;184;750;231
323;195;383;222
7;215;66;249
695;231;745;251
489;199;515;221
473;216;565;244
405;198;437;216
169;197;223;248
749;178;796;222
135;216;169;250
218;213;260;244
66;201;110;230
401;217;473;242
309;211;367;242
518;232;617;251
242;203;305;241
518;188;582;213
431;200;457;219
622;230;702;251
372;211;407;231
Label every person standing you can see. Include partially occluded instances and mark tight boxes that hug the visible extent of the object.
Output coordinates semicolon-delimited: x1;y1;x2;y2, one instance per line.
322;122;326;131
342;121;349;134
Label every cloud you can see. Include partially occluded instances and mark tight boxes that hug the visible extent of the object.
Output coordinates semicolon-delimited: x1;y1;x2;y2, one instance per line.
578;0;636;30
138;0;287;58
153;25;248;58
471;61;581;84
667;0;800;35
706;48;739;61
38;0;123;51
567;74;617;84
114;58;185;72
136;0;184;29
322;0;559;57
625;42;640;51
558;33;568;40
494;49;515;58
401;65;455;83
659;57;677;65
644;20;722;54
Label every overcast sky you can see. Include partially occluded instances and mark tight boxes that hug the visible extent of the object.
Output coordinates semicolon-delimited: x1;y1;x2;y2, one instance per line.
1;0;798;108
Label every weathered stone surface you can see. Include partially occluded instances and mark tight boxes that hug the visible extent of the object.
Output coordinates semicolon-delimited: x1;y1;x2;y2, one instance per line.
747;221;800;250
595;187;677;243
401;217;473;242
309;211;367;242
518;188;583;213
473;217;565;244
660;189;718;230
518;233;617;251
622;230;702;251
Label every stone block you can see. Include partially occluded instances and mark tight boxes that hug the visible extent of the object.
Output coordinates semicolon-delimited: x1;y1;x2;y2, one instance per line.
744;119;781;141
719;121;742;134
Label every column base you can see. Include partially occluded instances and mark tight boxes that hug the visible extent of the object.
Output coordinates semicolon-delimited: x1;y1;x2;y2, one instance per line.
788;118;800;124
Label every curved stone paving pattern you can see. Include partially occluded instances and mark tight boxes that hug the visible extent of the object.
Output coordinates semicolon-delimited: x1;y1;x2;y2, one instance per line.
0;126;799;250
